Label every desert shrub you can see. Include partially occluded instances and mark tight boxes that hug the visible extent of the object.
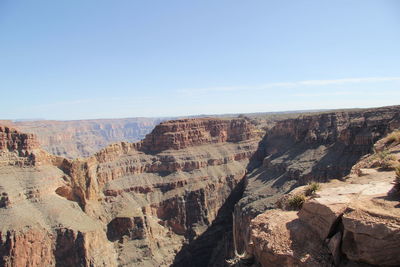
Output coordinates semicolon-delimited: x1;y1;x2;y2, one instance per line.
287;194;306;210
394;165;400;192
375;149;396;170
386;130;400;146
305;182;321;196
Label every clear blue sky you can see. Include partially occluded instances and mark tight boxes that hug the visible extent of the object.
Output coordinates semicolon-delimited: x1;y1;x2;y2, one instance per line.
1;0;399;120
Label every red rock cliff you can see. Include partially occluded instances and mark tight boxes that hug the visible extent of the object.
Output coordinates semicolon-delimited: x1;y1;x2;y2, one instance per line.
141;118;255;151
0;126;38;153
233;105;400;266
0;118;260;266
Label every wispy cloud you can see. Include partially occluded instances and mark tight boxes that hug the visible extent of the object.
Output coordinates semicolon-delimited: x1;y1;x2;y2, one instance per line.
292;91;355;97
178;76;400;94
289;77;400;86
32;99;95;109
178;86;243;94
292;90;400;98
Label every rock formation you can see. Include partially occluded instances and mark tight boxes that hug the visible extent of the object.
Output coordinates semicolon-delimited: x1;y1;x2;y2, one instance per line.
1;106;400;266
0;118;260;266
233;105;400;266
14;118;165;158
247;167;400;266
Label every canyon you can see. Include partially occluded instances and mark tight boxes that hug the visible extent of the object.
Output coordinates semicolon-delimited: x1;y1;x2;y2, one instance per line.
0;106;400;266
11;118;165;158
7;112;305;160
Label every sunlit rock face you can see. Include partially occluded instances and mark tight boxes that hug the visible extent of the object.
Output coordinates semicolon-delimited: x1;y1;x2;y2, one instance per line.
0;118;260;266
2;106;400;267
233;105;400;266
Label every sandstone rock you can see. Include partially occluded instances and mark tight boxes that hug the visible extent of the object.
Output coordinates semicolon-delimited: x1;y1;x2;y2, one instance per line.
0;126;38;153
327;231;342;266
234;106;400;262
342;206;400;266
298;192;350;240
244;166;400;267
1;106;400;267
107;216;146;241
141;118;255;152
248;210;331;267
0;118;260;266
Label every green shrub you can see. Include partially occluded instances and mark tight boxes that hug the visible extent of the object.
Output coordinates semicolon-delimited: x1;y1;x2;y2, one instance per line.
287;194;306;210
375;150;396;170
305;182;321;196
395;165;400;192
386;130;400;146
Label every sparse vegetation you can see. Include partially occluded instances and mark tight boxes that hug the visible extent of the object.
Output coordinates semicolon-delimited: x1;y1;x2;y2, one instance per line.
385;130;400;146
287;193;306;210
394;165;400;192
374;149;396;170
305;182;321;196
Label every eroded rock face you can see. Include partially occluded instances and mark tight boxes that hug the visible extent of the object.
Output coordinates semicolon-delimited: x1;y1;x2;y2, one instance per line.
342;206;400;266
0;126;39;166
14;118;164;158
233;106;400;266
247;170;400;266
0;126;38;152
0;118;260;266
248;166;400;266
0;228;54;267
0;163;118;267
107;216;146;241
141;118;255;151
248;210;331;267
2;107;400;267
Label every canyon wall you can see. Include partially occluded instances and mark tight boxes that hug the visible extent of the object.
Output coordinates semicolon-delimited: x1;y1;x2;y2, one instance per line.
233;105;400;266
1;106;400;267
14;118;165;158
0;118;260;266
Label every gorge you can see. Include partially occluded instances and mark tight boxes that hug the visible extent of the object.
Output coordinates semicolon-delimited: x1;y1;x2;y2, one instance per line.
1;106;400;266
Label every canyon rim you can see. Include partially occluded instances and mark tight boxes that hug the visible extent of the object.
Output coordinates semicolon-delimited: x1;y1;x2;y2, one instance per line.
1;106;400;266
1;1;399;266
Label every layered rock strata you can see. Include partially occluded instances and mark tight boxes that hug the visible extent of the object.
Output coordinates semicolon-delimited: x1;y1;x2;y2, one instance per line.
0;126;39;166
233;105;400;265
2;106;400;267
14;118;164;158
0;118;260;266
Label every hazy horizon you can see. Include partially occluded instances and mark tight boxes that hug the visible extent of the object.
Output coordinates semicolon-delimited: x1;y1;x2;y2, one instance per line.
5;104;399;122
1;0;399;120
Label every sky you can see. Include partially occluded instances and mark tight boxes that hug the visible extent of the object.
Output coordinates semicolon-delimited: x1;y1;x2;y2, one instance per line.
0;0;399;120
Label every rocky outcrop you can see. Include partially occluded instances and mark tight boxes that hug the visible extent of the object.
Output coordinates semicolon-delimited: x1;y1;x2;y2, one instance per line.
341;206;400;265
0;160;118;267
0;228;55;267
0;126;38;153
246;169;400;266
0;126;39;166
248;209;331;266
233;105;400;265
141;118;255;151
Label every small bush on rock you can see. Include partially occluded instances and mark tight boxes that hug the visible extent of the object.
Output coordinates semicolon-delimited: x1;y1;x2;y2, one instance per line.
305;182;321;196
395;165;400;192
386;130;400;146
287;194;306;210
375;150;396;170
